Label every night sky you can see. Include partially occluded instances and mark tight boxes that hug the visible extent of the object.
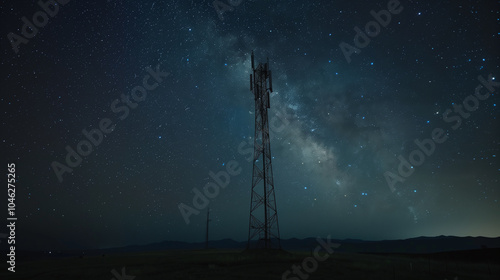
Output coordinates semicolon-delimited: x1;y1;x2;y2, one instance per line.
1;0;499;251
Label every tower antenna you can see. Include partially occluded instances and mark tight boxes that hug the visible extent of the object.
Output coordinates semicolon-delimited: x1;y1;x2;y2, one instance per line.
247;51;281;249
205;208;211;249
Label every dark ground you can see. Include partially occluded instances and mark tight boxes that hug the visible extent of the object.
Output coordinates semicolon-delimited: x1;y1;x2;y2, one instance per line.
0;248;499;279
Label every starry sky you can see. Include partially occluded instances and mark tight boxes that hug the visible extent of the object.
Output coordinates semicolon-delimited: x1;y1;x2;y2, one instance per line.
1;0;499;251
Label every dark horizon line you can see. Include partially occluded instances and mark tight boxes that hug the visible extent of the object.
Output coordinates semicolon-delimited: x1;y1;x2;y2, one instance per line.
8;234;500;253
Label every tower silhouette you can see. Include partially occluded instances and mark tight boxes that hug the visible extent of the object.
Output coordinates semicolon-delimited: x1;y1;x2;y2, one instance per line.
247;51;281;249
205;208;210;249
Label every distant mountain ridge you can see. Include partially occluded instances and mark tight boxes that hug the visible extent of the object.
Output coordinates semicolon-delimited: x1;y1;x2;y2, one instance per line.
74;236;500;254
281;235;500;254
9;236;500;260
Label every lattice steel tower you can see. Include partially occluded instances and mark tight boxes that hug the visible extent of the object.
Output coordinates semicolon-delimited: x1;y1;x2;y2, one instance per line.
247;51;281;249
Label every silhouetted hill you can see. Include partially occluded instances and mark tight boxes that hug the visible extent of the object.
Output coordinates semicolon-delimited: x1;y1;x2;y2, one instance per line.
7;236;500;261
